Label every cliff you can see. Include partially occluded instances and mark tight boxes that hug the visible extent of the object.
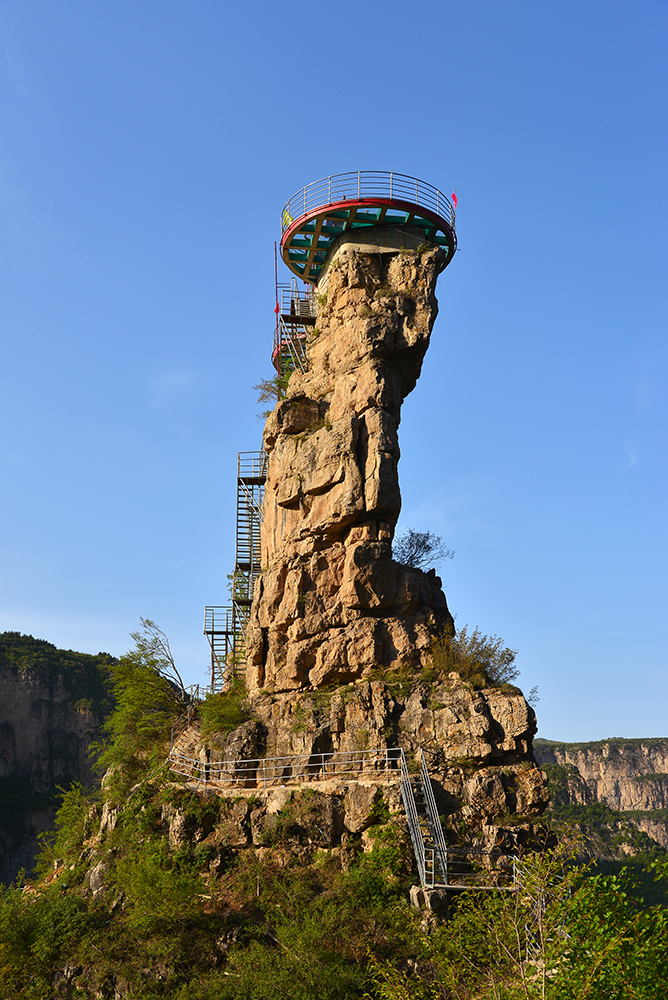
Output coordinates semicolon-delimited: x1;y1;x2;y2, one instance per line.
210;238;548;856
534;738;668;856
0;632;114;884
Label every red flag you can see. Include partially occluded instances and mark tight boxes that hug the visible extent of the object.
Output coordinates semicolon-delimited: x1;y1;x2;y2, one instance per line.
274;302;279;314
451;191;458;210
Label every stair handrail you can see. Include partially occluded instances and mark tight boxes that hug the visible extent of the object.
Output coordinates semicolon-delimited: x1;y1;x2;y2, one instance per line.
275;314;309;373
238;477;265;524
397;749;431;889
420;752;450;886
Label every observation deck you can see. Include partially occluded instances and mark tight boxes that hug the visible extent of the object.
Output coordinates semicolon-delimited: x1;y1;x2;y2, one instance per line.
280;171;457;285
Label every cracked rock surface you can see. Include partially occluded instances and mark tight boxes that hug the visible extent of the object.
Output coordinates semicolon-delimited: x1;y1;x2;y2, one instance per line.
247;243;454;695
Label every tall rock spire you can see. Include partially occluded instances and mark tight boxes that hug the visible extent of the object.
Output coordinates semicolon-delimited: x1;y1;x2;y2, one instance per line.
246;238;454;694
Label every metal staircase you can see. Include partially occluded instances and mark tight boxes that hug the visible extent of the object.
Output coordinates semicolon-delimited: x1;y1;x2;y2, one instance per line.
272;278;316;378
204;450;267;690
400;752;449;888
400;752;516;891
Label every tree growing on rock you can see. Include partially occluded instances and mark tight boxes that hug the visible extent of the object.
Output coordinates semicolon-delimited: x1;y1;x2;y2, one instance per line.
392;528;454;571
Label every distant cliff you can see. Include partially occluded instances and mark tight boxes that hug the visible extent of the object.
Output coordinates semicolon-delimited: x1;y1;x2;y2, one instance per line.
0;632;114;883
534;737;668;856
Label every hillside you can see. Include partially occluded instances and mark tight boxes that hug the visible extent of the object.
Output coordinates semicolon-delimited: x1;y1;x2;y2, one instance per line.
0;645;664;999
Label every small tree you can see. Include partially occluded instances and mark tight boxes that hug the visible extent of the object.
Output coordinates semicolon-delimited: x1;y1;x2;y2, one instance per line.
129;617;186;698
393;528;454;571
254;372;291;419
93;619;185;795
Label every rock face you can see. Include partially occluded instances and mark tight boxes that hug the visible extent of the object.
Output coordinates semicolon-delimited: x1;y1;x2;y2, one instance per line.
232;235;550;854
0;633;113;884
246;243;453;695
236;673;548;850
535;738;668;849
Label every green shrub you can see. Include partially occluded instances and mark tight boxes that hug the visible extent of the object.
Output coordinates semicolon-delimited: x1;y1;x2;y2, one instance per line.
429;625;519;689
114;841;206;934
199;678;250;738
34;782;97;876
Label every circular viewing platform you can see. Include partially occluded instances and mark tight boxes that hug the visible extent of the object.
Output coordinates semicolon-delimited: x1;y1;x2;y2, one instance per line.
280;171;457;285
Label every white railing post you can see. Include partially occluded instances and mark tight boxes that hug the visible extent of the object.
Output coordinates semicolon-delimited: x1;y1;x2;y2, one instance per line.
358;171;360;198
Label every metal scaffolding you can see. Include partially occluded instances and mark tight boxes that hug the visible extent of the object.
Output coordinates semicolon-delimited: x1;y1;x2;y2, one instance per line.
204;450;267;691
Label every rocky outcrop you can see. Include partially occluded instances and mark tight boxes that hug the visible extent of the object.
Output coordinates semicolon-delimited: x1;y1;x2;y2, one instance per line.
187;672;548;854
246;243;453;695
234;236;550;853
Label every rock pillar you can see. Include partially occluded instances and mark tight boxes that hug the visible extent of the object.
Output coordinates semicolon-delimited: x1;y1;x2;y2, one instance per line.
246;239;454;694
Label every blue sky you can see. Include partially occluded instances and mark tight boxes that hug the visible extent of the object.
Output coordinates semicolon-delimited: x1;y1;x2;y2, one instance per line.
1;0;666;741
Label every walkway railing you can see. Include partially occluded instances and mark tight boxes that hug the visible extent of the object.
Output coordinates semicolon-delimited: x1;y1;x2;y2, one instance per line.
166;742;515;892
168;745;402;787
281;171;456;232
419;752;449;885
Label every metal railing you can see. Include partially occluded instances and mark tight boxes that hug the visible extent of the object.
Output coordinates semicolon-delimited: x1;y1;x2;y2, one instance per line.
237;450;268;480
273;279;316;377
203;606;245;691
281;171;456;233
420;753;449;884
166;741;515;892
273;315;310;375
168;746;402;787
399;751;430;888
443;848;516;891
277;281;317;318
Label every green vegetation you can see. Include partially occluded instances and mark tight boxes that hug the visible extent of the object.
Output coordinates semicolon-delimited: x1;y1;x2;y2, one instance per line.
392;527;454;571
540;763;668;905
254;372;291;414
92;619;186;798
2;635;667;996
429;625;520;690
2;785;667;999
199;678;250;738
